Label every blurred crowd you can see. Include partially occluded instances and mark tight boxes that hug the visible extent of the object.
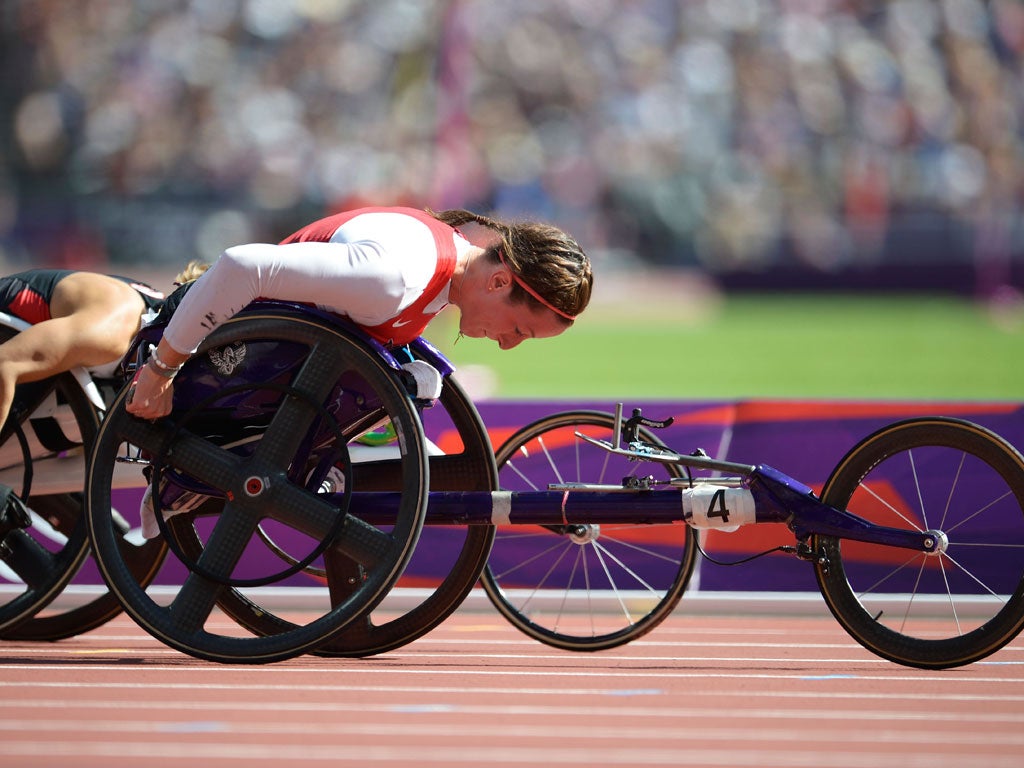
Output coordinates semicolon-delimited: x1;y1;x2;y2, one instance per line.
0;0;1021;293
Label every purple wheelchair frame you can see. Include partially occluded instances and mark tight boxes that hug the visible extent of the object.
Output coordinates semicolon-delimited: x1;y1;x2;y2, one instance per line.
130;300;941;562
129;300;453;509
338;429;942;556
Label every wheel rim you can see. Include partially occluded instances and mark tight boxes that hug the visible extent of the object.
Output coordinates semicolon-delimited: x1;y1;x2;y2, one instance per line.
816;418;1024;668
86;314;428;663
482;411;697;651
0;362;98;634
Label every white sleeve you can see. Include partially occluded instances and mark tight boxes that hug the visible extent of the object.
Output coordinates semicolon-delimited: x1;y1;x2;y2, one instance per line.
161;240;409;354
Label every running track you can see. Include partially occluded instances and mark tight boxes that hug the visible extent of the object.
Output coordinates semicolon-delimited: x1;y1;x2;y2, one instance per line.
1;594;1021;768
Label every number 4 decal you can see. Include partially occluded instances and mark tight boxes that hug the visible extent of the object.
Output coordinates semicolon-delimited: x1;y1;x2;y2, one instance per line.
707;488;731;524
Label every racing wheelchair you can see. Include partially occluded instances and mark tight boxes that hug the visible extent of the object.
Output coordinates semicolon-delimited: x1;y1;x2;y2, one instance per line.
84;302;1024;669
0;313;165;641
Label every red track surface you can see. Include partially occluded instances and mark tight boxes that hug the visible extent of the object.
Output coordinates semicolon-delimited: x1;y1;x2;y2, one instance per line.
1;600;1022;767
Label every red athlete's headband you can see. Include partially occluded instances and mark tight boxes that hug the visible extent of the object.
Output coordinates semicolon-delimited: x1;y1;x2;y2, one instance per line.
497;248;576;321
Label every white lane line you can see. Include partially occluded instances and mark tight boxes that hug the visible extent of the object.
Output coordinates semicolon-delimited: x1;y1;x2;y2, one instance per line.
1;646;1020;668
2;698;1024;722
0;664;1019;684
0;675;1021;697
2;688;1019;707
0;740;1019;768
0;717;1023;747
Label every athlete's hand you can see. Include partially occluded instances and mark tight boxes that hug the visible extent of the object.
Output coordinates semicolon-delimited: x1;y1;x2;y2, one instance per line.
125;363;175;420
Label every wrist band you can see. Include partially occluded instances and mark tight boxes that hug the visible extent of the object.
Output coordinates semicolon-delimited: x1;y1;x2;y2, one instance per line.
148;345;183;379
147;359;178;379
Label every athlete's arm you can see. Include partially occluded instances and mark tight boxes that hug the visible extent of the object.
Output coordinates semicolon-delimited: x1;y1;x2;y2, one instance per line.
161;241;408;355
125;239;410;420
0;273;147;427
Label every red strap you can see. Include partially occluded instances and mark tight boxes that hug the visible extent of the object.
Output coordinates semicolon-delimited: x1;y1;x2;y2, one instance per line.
280;208;459;346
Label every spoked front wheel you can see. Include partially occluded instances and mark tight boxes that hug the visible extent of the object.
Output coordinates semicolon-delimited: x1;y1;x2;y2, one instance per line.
815;417;1024;669
480;411;698;651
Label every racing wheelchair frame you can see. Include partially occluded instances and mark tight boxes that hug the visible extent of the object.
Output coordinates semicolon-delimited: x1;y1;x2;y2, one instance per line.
82;302;1024;669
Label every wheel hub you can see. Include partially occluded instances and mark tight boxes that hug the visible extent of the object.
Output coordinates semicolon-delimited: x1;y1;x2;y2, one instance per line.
569;524;600;544
244;476;268;497
922;529;949;556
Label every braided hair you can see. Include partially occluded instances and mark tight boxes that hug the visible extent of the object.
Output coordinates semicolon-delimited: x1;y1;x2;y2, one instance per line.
430;209;592;323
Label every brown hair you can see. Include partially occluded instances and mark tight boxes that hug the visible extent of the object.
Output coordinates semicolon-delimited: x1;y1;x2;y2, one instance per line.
430;209;592;324
173;260;209;285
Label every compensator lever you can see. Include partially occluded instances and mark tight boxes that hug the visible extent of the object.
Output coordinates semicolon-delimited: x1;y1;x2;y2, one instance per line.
621;407;674;444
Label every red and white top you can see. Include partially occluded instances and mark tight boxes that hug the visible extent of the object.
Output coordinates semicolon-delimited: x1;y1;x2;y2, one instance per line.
162;207;466;353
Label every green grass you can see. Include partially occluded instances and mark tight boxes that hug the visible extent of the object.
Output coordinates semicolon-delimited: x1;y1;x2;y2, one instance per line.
429;293;1024;401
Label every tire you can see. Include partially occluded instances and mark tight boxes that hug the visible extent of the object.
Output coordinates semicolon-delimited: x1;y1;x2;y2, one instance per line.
86;312;428;663
0;328;99;633
1;387;167;641
480;410;698;651
815;417;1024;669
2;521;166;641
211;369;497;657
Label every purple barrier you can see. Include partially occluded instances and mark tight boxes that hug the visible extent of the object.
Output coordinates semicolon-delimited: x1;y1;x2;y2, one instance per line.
91;399;1023;593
